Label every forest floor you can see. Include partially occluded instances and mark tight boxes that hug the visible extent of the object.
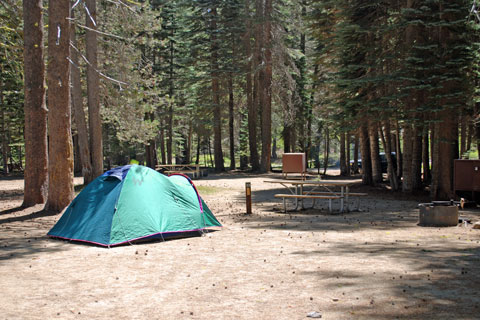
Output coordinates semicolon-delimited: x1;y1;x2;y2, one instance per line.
0;170;480;320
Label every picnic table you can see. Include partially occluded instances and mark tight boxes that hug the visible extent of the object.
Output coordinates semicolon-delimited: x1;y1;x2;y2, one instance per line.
264;179;365;213
155;164;201;179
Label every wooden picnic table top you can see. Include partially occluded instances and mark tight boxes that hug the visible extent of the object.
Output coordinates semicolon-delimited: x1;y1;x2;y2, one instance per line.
263;179;361;187
156;164;200;169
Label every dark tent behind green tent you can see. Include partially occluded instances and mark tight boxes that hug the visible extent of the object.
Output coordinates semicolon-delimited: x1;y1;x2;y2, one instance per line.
48;165;221;247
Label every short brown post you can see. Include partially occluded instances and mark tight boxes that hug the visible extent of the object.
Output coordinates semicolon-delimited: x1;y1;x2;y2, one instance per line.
245;182;252;215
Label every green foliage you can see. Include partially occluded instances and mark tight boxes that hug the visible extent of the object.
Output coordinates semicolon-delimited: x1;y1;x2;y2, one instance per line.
0;0;24;167
309;0;476;130
95;1;160;145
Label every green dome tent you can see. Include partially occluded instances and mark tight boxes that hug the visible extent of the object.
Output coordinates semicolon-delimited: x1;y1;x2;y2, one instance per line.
48;165;221;247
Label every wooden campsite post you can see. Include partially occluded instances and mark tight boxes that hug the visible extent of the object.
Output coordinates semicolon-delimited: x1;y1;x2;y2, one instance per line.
245;182;252;215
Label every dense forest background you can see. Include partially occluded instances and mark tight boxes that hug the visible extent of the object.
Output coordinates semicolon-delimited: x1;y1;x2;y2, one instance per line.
1;0;480;210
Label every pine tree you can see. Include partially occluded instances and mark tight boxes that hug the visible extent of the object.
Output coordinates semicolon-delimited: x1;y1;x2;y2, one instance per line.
23;0;48;206
45;0;74;212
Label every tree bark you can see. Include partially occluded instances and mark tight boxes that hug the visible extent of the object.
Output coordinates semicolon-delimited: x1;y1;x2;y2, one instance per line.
395;121;403;179
245;0;259;170
210;6;224;172
460;114;467;157
402;124;413;192
1;104;8;175
70;8;94;185
260;0;272;173
379;121;399;191
22;0;48;206
430;121;435;175
46;0;74;212
167;28;175;165
85;0;103;177
249;0;263;172
283;125;292;153
322;127;329;176
467;121;473;153
208;135;214;168
159;117;166;164
368;122;382;184
239;105;249;170
345;133;351;176
422;126;431;183
195;134;201;165
411;126;423;190
145;112;157;169
228;73;235;170
340;132;348;176
430;4;458;200
352;133;359;174
186;121;192;164
359;125;373;185
431;110;456;200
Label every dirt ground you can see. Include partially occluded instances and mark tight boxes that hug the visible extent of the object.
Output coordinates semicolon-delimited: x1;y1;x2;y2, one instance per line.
1;170;479;320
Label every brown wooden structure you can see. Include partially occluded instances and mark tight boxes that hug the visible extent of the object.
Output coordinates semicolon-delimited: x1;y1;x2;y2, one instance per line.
282;153;306;180
454;159;480;201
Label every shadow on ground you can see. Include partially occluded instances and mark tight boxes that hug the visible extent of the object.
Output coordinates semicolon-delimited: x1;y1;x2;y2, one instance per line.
292;241;480;319
0;208;60;225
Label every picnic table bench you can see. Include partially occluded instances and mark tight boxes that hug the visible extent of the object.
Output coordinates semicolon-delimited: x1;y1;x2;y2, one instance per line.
274;193;342;213
265;179;364;213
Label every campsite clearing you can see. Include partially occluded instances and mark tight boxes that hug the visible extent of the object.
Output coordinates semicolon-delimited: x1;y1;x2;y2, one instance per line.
1;171;480;319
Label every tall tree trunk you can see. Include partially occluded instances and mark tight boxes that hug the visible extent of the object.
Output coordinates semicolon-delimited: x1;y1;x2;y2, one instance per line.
260;0;272;173
379;121;399;191
251;0;264;171
352;133;359;174
239;105;249;170
159;117;166;164
431;3;458;200
245;0;259;171
345;133;351;176
22;0;48;206
430;121;435;175
305;65;318;174
296;1;307;159
422;126;431;184
1;105;8;175
211;6;224;172
85;0;103;177
411;126;423;190
167;28;175;165
145;112;157;169
70;8;93;185
195;134;201;165
208;135;214;168
402;0;417;189
323;127;329;176
228;73;235;170
395;121;403;178
167;104;173;164
467;121;474;153
359;125;373;185
46;0;74;212
283;125;292;153
460;114;467;157
271;135;277;160
145;143;153;168
339;132;347;176
368;122;382;184
186;122;192;164
431;111;456;200
402;124;413;192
